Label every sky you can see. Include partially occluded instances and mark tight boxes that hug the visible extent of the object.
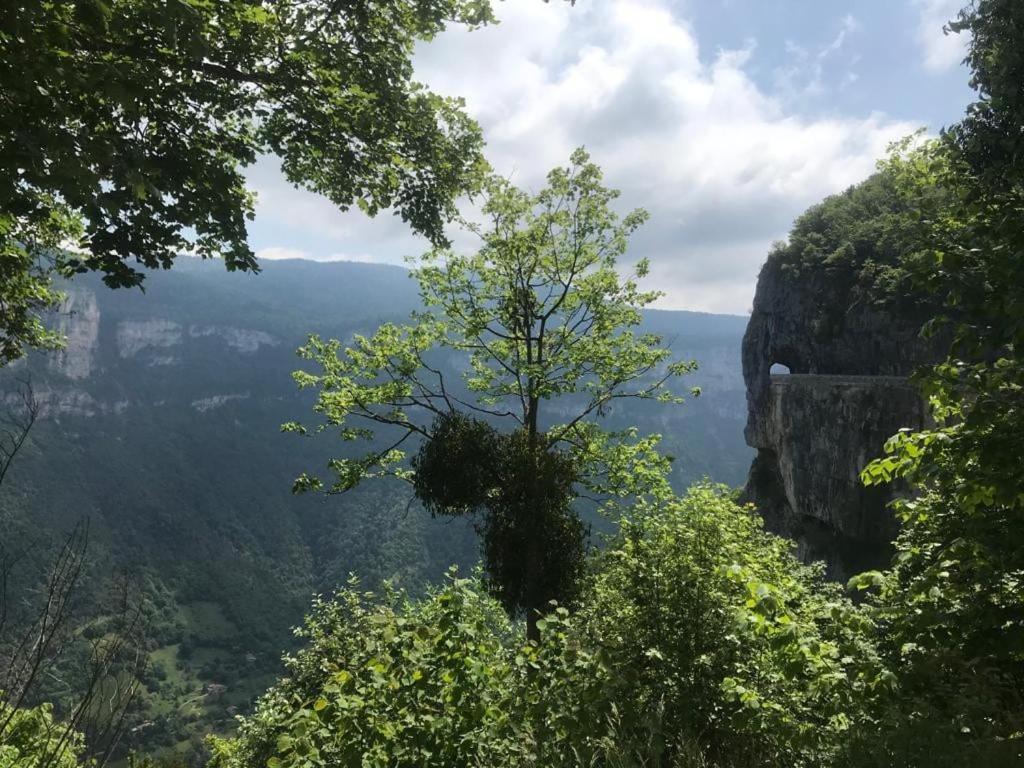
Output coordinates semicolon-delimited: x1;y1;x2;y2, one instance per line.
246;0;974;315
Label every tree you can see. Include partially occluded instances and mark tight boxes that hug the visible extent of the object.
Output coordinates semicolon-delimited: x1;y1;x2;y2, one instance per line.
0;0;495;364
0;382;39;490
0;517;148;767
289;149;697;638
584;485;882;768
0;383;145;767
855;0;1024;759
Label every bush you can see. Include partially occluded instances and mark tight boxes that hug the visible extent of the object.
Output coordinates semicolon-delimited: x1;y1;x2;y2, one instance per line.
0;700;84;768
210;485;885;768
580;485;882;767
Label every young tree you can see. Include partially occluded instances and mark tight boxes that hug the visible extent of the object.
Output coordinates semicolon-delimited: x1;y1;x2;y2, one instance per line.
0;0;496;363
289;149;697;638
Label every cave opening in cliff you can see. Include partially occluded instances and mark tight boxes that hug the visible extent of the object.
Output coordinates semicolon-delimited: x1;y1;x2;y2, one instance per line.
770;362;791;375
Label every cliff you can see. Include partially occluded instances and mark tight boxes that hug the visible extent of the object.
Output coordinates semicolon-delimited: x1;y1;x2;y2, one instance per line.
741;174;946;577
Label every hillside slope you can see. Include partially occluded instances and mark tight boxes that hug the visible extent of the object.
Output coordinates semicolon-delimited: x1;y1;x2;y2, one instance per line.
0;259;751;757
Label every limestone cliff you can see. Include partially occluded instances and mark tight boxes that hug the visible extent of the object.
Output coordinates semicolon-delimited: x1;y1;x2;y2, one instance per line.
49;288;100;379
741;174;946;578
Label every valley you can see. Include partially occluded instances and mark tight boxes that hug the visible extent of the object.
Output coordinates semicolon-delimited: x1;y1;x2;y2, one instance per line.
0;258;751;760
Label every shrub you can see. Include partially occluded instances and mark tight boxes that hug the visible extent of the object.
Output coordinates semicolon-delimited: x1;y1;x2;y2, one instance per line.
580;484;882;767
0;700;84;768
211;485;886;768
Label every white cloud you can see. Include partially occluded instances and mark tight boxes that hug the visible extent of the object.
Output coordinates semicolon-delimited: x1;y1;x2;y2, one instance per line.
914;0;968;72
247;159;351;241
247;0;920;314
776;14;859;101
822;14;860;58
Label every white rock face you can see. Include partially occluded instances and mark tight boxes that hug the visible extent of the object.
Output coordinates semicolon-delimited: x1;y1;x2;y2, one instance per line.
188;326;279;354
4;386;103;418
117;319;182;358
190;393;250;413
50;289;100;379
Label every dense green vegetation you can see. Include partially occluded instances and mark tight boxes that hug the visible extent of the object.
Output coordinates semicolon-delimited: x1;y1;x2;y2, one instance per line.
0;260;747;764
854;0;1024;757
0;700;85;768
210;486;881;768
212;1;1024;764
763;171;934;332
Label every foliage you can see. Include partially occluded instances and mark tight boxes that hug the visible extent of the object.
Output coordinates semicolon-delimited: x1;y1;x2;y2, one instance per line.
0;261;748;762
210;485;882;768
413;412;585;614
854;0;1024;762
769;171;913;286
583;485;882;768
289;149;697;625
0;204;80;363
208;573;526;768
0;699;85;768
0;0;494;363
761;169;939;339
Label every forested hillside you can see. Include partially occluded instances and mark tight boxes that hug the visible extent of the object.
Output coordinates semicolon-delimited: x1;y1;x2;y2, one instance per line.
0;258;750;758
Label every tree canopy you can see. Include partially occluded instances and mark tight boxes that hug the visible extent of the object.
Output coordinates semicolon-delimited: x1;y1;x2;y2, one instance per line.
0;0;494;363
0;700;85;768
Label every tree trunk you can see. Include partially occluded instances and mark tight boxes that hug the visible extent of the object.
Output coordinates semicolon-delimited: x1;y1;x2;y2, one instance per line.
526;609;540;643
524;389;544;644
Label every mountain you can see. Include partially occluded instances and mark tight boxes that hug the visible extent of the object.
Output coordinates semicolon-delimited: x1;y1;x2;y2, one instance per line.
0;258;751;758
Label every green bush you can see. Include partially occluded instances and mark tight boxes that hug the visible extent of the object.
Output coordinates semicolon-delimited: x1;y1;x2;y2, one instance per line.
210;485;883;768
0;700;84;768
580;485;882;767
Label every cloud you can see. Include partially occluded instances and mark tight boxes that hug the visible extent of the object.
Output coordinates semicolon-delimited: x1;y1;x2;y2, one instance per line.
914;0;968;72
246;156;428;267
247;159;351;241
246;0;920;314
822;14;860;58
776;13;860;101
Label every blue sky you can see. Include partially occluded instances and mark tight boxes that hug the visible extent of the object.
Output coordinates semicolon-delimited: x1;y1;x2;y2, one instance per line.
246;0;973;314
686;0;970;126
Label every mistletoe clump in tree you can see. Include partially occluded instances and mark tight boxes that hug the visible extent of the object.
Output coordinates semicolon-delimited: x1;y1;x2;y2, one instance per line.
288;149;697;638
411;411;584;624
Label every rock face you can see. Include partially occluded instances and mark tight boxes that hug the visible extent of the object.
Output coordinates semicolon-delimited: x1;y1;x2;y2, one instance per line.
49;288;100;379
188;325;279;354
741;257;944;578
116;318;183;358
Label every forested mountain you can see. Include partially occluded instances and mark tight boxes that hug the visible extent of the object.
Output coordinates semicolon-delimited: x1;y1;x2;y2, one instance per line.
0;258;750;757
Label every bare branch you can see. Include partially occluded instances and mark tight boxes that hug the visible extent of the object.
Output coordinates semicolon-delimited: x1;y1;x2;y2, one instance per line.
0;378;40;489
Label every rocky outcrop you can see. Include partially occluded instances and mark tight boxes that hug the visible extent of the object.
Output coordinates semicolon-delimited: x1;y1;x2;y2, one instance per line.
49;288;100;379
190;393;250;412
117;319;183;358
741;257;945;578
188;325;280;354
